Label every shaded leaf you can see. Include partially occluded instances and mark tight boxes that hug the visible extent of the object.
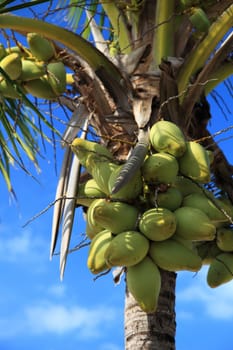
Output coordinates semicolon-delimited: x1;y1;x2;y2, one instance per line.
111;128;149;194
50;147;72;259
59;119;89;280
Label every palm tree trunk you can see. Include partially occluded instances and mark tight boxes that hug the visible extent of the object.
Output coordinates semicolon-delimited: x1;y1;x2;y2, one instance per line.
124;270;177;350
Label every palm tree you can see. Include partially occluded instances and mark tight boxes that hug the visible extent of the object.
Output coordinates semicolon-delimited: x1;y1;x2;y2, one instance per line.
0;1;233;349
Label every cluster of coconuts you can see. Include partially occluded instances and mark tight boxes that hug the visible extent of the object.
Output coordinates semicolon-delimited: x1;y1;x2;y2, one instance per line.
71;120;233;313
0;33;66;99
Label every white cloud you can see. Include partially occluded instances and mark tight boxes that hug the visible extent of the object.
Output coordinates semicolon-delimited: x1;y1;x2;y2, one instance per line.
100;343;122;350
0;301;118;339
0;229;48;263
177;267;233;320
47;284;67;298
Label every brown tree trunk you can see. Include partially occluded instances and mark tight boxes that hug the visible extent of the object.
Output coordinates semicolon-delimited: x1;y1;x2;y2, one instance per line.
124;270;177;350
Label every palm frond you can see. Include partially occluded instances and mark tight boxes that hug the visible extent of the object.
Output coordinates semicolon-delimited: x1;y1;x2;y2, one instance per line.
183;30;233;126
205;60;233;95
0;0;51;14
177;3;233;98
100;0;132;54
85;8;109;55
0;97;38;189
0;79;61;191
56;0;107;40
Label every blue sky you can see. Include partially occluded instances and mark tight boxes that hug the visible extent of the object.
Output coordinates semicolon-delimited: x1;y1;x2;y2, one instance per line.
0;3;233;350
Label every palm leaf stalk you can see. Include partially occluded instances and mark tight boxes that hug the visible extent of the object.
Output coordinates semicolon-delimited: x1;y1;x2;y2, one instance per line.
0;14;126;86
100;0;132;54
204;61;233;95
152;0;175;67
177;3;233;100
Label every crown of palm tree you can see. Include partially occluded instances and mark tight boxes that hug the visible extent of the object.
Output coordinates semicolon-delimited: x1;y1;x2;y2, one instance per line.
0;1;232;282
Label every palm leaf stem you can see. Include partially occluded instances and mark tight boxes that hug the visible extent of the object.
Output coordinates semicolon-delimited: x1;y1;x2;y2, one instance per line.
177;3;233;99
0;14;127;87
183;30;233;127
0;14;130;107
204;61;233;95
100;0;132;54
152;0;175;68
85;8;109;56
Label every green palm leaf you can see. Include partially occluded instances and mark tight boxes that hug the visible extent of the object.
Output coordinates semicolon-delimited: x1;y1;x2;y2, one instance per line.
57;0;106;39
0;75;61;190
0;0;51;14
